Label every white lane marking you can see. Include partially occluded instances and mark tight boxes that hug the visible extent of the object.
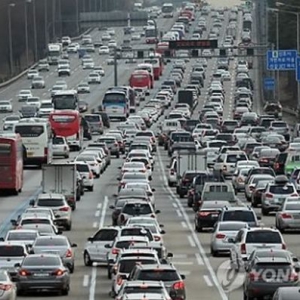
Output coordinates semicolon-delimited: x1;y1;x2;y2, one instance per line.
89;265;97;300
172;202;178;208
176;209;183;217
180;271;191;276
83;274;89;287
157;148;228;300
173;254;188;259
181;221;187;228
95;210;100;217
187;235;196;247
99;196;108;228
173;261;193;265
195;253;204;265
204;275;213;287
97;203;102;209
93;222;98;228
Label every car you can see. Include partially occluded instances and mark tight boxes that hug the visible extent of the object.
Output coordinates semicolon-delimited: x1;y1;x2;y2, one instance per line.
18;89;32;101
99;46;110;54
32;235;77;273
3;229;39;247
131;33;141;40
74;162;94;191
31;193;72;230
27;69;39;79
3;114;20;131
25;97;41;109
31;76;45;89
275;200;300;232
75;155;101;178
0;100;13;112
106;58;115;65
39;99;54;116
82;58;95;69
77;82;90;93
58;65;71;76
118;172;149;192
94;66;105;76
15;254;70;295
273;286;300;299
38;59;50;71
88;72;101;84
79;100;89;112
102;33;111;41
52;136;70;158
51;85;65;97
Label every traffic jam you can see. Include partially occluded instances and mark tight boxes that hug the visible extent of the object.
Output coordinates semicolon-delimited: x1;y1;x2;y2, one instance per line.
0;0;299;300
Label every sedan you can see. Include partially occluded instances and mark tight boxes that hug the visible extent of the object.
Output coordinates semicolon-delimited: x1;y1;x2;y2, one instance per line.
58;66;71;76
79;100;88;112
31;76;45;89
221;70;231;81
118;172;149;192
88;72;101;84
27;69;39;79
38;60;50;71
32;235;77;273
0;270;16;300
52;136;70;158
25;97;41;109
0;100;13;113
77;82;90;93
99;46;109;54
275;201;300;232
131;33;141;40
18;90;32;102
15;254;70;295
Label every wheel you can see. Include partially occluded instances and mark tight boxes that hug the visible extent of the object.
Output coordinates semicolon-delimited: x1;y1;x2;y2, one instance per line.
252;199;258;208
61;285;69;296
69;264;74;274
179;193;184;198
95;173;100;178
195;223;202;232
72;204;76;211
65;154;69;158
261;207;268;216
83;251;92;266
210;247;218;257
65;222;72;231
116;153;120;158
88;186;94;191
168;181;173;187
107;267;112;279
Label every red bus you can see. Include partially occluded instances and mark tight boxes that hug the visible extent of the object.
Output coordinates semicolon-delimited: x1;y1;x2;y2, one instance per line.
129;70;151;94
49;110;83;151
144;53;164;80
0;133;23;195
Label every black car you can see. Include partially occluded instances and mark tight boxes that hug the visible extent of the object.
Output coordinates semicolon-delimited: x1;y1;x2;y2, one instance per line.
96;111;110;128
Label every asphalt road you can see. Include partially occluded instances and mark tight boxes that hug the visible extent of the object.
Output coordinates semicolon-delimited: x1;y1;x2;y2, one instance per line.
0;0;299;300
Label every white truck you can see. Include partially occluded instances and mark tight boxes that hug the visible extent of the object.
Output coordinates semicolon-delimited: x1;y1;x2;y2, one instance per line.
41;164;78;210
47;43;62;65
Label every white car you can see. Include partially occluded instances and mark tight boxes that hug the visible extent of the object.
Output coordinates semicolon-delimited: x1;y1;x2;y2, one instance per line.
27;69;39;79
94;66;105;76
3;115;20;131
39;100;54;116
51;85;64;97
26;97;41;109
131;34;141;40
31;76;46;89
55;80;68;90
107;28;115;36
88;72;101;84
77;82;90;93
75;155;101;178
99;46;109;54
101;33;111;41
0;100;13;112
58;66;71;76
74;162;94;191
108;40;117;48
52;136;70;158
221;71;231;80
82;58;95;69
18;89;32;101
38;60;50;71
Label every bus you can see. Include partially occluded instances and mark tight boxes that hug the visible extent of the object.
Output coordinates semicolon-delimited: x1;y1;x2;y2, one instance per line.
156;42;174;57
145;26;158;44
14;118;53;168
49;110;83;151
51;90;79;110
107;86;136;113
162;3;174;18
0;133;23;195
102;90;129;120
144;53;164;80
135;63;154;88
129;70;151;95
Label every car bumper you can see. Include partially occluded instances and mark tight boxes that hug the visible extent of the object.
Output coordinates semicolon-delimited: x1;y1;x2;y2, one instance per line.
17;278;69;291
55;217;71;227
211;241;234;252
83;178;94;187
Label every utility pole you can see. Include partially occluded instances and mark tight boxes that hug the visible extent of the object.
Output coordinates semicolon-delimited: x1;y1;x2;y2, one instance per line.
8;3;15;76
114;49;118;86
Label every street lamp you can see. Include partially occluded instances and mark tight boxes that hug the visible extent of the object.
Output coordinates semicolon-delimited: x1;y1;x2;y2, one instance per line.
32;0;38;61
24;0;30;67
8;3;15;76
44;0;48;46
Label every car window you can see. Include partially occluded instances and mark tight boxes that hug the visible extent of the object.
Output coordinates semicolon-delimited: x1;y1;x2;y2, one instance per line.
23;256;60;266
35;238;68;246
7;232;37;241
222;211;255;222
121;228;153;241
119;259;157;273
21;219;50;225
93;229;118;241
246;231;282;243
123;204;152;215
37;199;65;207
0;245;25;256
137;270;180;281
269;185;294;194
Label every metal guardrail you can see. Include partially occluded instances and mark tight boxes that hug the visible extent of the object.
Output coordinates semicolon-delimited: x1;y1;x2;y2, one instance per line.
0;27;93;90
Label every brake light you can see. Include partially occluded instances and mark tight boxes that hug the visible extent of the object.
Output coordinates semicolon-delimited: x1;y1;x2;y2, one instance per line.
89;172;93;179
216;233;226;239
19;269;31;276
52;269;65;276
65;249;73;258
249;186;255;191
291;193;299;197
290;273;298;281
154;236;161;241
249;272;260;281
140;169;146;173
173;281;185;290
259;158;268;163
237;178;244;183
274;163;280;169
112;248;119;255
282;243;287;249
117;275;123;285
44;147;48;157
119;182;125;188
0;284;12;291
241;243;246;254
198;212;211;217
265;193;273;198
281;213;292;219
60;206;70;212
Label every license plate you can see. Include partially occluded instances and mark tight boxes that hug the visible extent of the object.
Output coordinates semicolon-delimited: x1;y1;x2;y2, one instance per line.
211;214;218;217
34;273;49;277
27;152;34;157
294;214;300;219
278;198;285;202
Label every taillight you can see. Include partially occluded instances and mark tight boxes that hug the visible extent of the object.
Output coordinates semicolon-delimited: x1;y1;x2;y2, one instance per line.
281;213;292;219
154;236;161;241
51;269;65;276
282;243;287;249
65;249;73;258
198;212;211;217
150;214;155;218
237;178;244;183
19;269;31;276
0;284;12;291
241;243;246;254
60;206;70;212
112;248;119;255
274;163;280;169
173;281;185;290
117;275;123;285
265;193;273;198
291;193;299;197
44;147;48;157
249;272;260;281
289;273;298;281
215;233;226;239
89;172;93;179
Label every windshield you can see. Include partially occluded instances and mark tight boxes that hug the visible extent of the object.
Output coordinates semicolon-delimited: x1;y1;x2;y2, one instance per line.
138;270;179;281
123;204;152;215
85;115;100;122
15;125;44;137
219;223;247;231
285;203;300;210
245;231;282;243
119;259;156;273
0;246;25;256
7;232;37;241
223;211;255;222
23;256;60;266
34;238;68;246
269;185;294;194
103;93;126;104
37;199;65;207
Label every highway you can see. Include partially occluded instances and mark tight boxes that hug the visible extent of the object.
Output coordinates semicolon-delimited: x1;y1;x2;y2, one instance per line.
0;0;299;299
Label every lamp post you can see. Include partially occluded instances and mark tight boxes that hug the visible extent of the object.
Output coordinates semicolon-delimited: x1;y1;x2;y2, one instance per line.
32;0;38;60
8;3;15;76
75;0;79;35
24;0;30;67
44;0;48;46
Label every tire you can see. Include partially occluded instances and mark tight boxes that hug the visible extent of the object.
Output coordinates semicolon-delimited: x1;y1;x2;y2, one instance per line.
179;193;184;199
65;154;69;158
116;153;120;158
261;207;268;216
61;285;69;296
65;222;72;231
83;251;92;266
95;173;100;178
88;186;94;192
168;181;173;187
72;204;76;211
210;247;218;257
69;264;74;274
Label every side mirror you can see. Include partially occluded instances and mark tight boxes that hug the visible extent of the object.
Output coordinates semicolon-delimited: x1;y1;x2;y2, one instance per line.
29;199;35;206
293;257;299;262
167;252;173;258
87;237;93;242
71;243;77;247
109;205;115;209
0;238;4;242
118;166;121;169
295;266;300;273
257;215;261;220
159;224;164;228
155;210;161;214
10;220;17;226
57;230;63;235
180;274;186;280
161;230;166;234
116;177;120;181
14;263;21;268
104;244;112;249
152;188;156;192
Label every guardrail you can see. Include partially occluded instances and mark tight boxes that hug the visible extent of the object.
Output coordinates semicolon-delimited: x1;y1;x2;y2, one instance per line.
0;28;93;89
282;106;298;117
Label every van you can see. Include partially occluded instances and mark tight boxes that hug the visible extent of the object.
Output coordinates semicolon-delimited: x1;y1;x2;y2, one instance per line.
84;114;104;134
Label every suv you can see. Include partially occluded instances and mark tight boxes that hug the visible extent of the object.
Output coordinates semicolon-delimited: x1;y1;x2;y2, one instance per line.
84;114;104;134
218;206;260;228
245;167;275;184
230;227;286;271
243;256;298;299
128;264;186;300
31;193;72;230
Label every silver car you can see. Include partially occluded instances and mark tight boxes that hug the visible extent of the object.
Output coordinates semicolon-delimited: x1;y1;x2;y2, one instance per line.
3;229;39;247
0;270;17;300
232;167;252;192
15;254;70;295
31;76;45;89
275;201;300;232
52;136;70;158
32;235;77;273
210;221;249;256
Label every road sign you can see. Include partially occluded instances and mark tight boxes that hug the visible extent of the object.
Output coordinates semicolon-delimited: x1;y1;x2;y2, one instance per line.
169;39;218;50
296;56;300;81
267;50;297;70
264;78;275;90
